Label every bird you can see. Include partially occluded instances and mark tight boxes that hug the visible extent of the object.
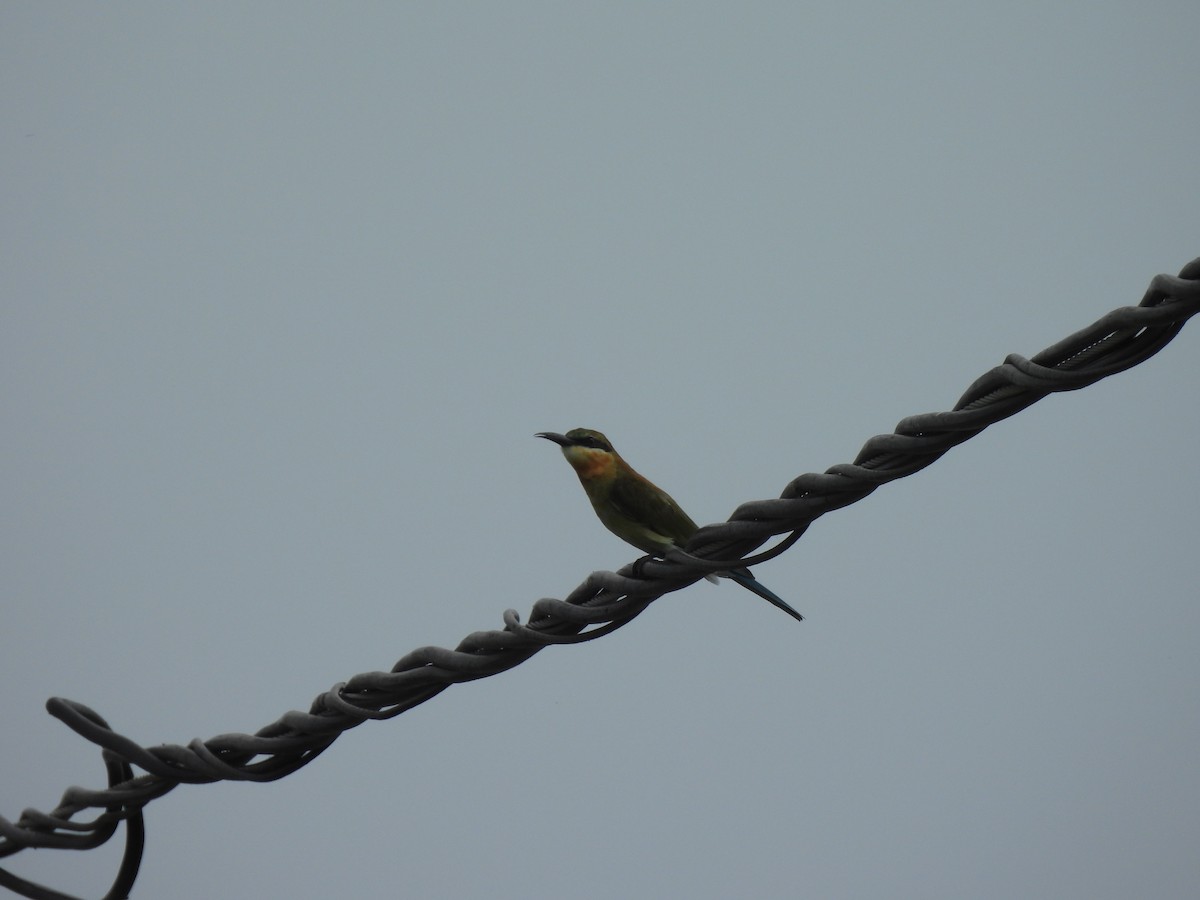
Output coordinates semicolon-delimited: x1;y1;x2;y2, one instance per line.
535;428;803;623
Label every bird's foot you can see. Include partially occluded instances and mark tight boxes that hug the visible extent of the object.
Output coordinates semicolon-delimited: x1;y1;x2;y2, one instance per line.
631;554;658;578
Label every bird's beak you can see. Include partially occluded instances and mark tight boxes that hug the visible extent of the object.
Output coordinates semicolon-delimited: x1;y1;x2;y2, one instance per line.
535;431;572;447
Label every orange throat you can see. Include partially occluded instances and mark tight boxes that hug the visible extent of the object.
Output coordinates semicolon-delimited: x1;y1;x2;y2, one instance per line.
564;446;617;482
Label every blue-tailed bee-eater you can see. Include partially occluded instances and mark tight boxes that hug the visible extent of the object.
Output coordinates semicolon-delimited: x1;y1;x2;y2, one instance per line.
536;428;803;623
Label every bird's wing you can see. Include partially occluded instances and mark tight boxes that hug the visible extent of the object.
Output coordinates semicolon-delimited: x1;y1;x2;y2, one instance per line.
609;473;700;546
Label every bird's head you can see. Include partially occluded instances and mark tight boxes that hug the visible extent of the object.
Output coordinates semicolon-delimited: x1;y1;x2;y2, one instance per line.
535;428;619;481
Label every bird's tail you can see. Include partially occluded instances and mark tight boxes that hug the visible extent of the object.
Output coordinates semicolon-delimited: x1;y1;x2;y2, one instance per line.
722;569;804;623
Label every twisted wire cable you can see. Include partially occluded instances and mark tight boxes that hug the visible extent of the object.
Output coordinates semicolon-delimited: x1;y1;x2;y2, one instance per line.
2;257;1198;900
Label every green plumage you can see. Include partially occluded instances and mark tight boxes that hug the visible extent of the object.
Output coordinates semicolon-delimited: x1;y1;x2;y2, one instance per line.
536;427;804;623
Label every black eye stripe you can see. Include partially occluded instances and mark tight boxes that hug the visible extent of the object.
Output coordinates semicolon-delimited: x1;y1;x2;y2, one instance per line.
564;430;612;452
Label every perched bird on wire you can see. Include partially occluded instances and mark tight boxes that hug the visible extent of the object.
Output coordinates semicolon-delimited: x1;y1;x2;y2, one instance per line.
536;428;803;623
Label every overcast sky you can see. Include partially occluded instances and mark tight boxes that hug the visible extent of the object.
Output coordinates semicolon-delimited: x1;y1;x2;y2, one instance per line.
3;4;1198;898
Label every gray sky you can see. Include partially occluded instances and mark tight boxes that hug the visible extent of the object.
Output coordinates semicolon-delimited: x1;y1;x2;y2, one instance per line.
3;4;1198;898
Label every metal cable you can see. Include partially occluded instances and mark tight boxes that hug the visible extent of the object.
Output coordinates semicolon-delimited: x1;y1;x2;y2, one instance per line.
2;257;1198;899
